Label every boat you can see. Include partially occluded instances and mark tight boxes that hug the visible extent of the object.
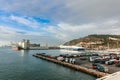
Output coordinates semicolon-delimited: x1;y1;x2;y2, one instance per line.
59;45;85;53
12;45;21;50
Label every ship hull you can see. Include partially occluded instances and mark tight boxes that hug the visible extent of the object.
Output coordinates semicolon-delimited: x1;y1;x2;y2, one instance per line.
12;46;21;50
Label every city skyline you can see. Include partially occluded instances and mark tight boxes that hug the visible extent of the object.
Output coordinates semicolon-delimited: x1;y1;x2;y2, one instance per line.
0;0;120;46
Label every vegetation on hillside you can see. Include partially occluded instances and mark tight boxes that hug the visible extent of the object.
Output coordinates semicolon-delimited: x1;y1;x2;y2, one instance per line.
64;34;120;49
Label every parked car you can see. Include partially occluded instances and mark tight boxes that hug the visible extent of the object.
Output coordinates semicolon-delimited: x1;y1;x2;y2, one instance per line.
93;59;105;64
105;61;113;65
116;62;120;67
92;63;97;69
105;59;116;65
96;64;109;73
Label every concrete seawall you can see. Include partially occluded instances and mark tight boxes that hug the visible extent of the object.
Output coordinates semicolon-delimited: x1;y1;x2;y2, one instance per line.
33;54;108;78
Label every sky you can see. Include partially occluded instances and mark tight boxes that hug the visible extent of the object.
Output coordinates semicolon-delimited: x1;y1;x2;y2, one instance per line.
0;0;120;46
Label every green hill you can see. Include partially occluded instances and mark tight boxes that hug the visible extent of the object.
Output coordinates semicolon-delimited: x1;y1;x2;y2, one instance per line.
64;34;120;49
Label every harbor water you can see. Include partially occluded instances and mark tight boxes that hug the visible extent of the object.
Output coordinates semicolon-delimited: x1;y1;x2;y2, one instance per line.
0;47;96;80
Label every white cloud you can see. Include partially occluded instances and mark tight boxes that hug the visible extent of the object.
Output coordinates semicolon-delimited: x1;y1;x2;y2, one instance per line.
45;19;120;41
9;15;40;28
103;19;119;26
44;22;96;40
0;26;17;38
0;40;11;46
0;0;120;24
0;0;120;45
0;18;120;46
0;25;62;46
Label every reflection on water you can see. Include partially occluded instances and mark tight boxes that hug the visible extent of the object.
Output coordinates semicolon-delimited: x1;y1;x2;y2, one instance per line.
20;50;29;56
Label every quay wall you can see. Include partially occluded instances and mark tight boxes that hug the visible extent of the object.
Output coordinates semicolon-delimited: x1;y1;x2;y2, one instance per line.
33;54;108;78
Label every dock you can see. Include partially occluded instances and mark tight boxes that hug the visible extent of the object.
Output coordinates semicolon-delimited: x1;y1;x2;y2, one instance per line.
33;54;108;78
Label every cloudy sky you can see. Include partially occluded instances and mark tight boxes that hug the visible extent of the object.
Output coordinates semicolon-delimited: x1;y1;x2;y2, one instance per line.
0;0;120;46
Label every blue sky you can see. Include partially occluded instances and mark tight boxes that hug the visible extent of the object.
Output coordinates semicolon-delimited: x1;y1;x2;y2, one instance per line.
0;0;120;46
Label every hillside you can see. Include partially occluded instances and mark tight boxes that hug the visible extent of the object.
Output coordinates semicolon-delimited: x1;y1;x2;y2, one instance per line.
64;34;120;49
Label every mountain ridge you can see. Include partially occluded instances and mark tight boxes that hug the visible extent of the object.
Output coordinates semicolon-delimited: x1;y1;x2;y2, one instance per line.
64;34;120;49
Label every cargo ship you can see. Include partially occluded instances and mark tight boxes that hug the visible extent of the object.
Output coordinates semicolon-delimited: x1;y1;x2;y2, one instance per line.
11;39;30;50
12;45;21;50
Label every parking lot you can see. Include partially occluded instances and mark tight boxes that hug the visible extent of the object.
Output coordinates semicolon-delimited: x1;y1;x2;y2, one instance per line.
75;57;120;74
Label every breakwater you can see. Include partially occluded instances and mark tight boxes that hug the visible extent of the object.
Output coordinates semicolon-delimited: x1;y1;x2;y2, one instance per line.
33;54;108;78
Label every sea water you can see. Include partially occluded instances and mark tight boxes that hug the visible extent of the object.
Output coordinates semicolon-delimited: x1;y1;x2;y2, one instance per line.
0;47;96;80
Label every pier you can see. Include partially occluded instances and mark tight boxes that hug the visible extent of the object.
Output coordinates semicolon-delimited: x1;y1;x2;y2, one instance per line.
33;54;108;78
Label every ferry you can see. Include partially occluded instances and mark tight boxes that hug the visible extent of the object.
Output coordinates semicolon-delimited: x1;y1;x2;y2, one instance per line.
59;45;85;53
